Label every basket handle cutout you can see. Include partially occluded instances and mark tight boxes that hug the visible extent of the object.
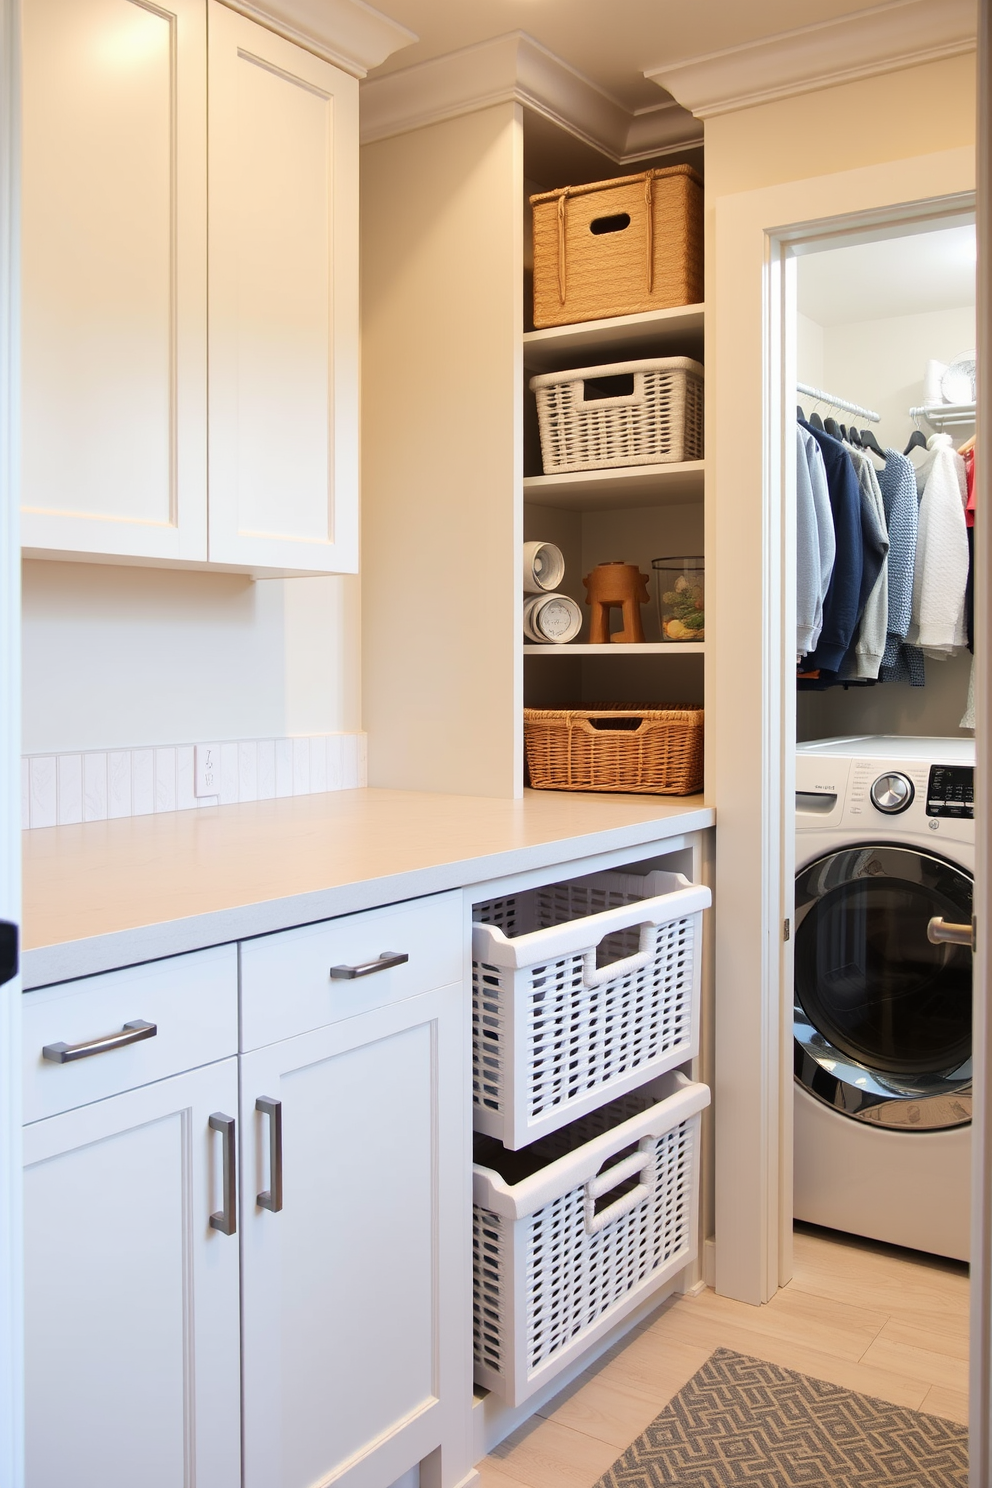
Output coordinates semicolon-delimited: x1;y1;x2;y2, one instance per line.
584;1140;654;1236
586;713;646;731
589;211;631;235
582;922;654;988
582;372;635;402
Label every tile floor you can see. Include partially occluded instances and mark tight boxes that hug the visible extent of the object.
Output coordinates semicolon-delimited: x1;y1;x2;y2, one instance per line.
478;1224;970;1488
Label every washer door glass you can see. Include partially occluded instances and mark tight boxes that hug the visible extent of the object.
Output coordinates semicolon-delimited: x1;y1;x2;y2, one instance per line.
795;846;972;1078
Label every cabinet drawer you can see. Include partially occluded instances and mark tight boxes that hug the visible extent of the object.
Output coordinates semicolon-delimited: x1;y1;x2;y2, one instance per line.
23;945;238;1123
239;891;465;1050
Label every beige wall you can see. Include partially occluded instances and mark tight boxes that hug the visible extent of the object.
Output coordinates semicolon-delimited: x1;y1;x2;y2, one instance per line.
22;561;360;754
361;103;523;797
705;55;976;197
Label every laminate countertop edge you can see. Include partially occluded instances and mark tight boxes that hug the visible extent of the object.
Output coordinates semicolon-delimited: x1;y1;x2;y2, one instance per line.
22;789;715;990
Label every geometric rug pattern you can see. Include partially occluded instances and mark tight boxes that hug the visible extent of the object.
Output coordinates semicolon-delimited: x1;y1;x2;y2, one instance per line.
593;1348;968;1487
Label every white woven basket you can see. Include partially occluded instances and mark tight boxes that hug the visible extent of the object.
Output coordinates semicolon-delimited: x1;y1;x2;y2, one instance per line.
472;869;710;1149
530;356;704;474
473;1070;710;1405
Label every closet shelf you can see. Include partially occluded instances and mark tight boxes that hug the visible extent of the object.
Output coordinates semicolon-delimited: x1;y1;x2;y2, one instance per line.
523;305;704;372
523;642;705;656
524;460;704;511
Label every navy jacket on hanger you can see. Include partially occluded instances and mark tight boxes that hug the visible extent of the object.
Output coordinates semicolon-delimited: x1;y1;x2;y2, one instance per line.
799;421;865;675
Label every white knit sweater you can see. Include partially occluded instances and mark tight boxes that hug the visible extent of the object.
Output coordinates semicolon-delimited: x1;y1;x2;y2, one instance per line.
907;434;969;658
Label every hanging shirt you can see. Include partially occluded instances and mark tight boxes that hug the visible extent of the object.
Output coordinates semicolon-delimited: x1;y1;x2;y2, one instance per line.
796;426;834;656
907;433;969;658
877;449;925;688
846;449;889;680
799;422;863;675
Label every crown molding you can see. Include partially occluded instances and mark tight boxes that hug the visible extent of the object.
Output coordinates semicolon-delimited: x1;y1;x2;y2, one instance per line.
646;0;977;118
359;31;702;160
218;0;416;78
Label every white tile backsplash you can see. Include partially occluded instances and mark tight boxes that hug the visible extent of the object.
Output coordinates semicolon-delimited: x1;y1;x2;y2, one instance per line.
83;752;108;822
22;733;366;829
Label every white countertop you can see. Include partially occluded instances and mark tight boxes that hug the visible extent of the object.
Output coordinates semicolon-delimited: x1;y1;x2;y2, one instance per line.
22;787;713;989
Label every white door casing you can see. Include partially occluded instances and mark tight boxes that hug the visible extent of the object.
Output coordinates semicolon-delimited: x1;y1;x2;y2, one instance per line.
207;1;359;573
20;0;207;563
969;2;990;1481
709;146;977;1306
0;0;20;1478
22;1059;242;1488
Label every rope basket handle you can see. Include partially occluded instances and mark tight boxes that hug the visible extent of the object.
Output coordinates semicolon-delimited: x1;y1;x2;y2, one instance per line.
554;174;656;307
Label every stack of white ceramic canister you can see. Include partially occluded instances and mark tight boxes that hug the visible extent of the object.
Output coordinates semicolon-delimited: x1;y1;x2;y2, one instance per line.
522;542;582;643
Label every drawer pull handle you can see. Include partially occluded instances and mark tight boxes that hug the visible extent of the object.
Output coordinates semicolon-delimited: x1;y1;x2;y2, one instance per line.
209;1113;237;1235
256;1097;283;1213
329;951;409;980
42;1019;157;1064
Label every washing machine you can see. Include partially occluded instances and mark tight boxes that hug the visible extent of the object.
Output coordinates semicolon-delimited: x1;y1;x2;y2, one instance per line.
794;735;975;1262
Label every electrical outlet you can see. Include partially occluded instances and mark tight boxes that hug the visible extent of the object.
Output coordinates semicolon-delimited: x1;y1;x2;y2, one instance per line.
195;744;221;798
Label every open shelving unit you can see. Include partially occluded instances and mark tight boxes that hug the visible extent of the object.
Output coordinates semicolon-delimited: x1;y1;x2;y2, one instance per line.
522;292;706;718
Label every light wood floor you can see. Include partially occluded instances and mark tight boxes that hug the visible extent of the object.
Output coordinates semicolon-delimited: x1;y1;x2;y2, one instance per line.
479;1225;970;1488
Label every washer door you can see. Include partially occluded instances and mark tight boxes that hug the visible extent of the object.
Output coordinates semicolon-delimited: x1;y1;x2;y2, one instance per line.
794;844;973;1130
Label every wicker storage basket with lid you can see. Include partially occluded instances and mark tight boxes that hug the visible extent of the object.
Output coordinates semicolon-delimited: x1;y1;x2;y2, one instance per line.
530;165;703;329
524;705;703;795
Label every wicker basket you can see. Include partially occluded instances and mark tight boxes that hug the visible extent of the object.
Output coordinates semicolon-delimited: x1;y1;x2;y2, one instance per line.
530;165;703;329
530;357;703;474
524;705;704;795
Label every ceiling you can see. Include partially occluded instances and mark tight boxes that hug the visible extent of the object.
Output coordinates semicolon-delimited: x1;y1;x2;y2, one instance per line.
365;0;882;111
797;225;977;326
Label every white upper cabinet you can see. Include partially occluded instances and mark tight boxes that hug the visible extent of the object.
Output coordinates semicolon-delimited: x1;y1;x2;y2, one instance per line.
20;0;207;564
207;4;358;573
20;0;359;574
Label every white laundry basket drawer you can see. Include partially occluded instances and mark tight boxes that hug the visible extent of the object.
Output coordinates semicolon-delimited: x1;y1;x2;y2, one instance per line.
472;869;709;1149
473;1070;709;1406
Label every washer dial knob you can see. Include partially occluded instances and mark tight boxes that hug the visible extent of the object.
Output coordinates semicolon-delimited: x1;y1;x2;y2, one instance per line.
870;772;914;814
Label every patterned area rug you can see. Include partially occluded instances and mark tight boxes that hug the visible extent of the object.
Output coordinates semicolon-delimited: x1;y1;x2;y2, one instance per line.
594;1348;968;1487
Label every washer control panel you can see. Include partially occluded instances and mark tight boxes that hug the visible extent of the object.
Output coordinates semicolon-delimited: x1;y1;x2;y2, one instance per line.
927;764;975;819
870;772;914;814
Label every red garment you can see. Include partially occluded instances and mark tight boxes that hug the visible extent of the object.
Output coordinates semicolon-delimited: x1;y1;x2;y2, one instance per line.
964;445;976;527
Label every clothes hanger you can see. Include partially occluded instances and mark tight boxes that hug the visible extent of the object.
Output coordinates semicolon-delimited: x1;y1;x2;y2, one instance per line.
808;411;825;431
859;428;886;458
847;425;863;448
797;405;807;422
823;417;842;439
904;429;928;455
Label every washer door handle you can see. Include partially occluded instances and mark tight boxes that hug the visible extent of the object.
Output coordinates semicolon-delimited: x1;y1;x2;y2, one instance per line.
928;916;976;951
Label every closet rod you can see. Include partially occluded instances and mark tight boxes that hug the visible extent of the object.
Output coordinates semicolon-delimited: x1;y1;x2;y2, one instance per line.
796;383;881;423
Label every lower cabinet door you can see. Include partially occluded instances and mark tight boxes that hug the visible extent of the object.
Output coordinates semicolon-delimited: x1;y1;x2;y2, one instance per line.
240;983;468;1488
23;1059;242;1488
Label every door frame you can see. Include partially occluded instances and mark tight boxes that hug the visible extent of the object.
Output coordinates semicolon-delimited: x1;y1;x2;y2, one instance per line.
0;0;23;1482
708;147;979;1289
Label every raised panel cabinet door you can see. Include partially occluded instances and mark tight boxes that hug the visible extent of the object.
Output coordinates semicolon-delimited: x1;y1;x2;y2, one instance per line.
241;983;469;1488
20;0;207;561
23;1058;241;1488
207;3;359;573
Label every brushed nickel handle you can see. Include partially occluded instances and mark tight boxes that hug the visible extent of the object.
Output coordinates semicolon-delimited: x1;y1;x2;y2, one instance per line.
927;916;976;950
329;951;409;980
42;1019;157;1064
209;1113;237;1235
256;1097;283;1213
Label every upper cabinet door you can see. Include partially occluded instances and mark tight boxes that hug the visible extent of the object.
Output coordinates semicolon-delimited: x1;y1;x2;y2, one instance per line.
20;0;207;562
207;4;359;573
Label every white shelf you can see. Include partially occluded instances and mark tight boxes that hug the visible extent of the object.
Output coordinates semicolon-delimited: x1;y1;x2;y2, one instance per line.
523;643;705;656
524;460;704;511
523;305;704;372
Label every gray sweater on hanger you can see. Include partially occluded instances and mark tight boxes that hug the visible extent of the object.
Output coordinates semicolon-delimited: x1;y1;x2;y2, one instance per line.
877;449;924;685
796;426;834;655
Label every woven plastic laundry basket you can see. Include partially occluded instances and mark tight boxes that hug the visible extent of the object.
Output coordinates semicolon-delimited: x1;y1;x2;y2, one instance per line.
524;705;704;795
